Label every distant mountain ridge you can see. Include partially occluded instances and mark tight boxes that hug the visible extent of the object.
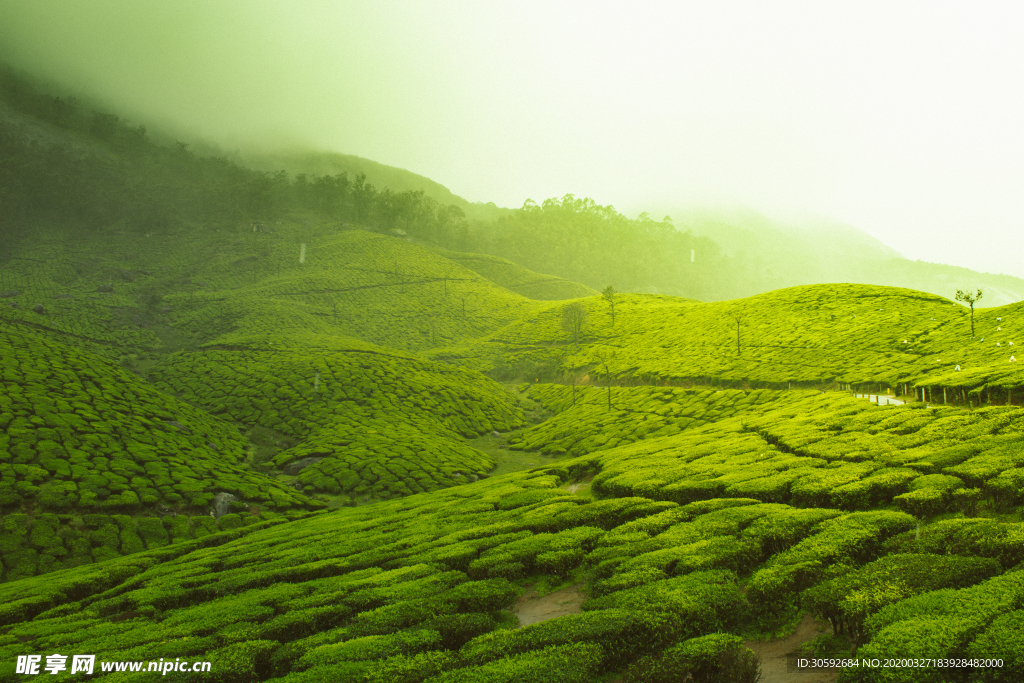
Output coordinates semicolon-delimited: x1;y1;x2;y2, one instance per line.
2;62;1021;306
664;206;1024;306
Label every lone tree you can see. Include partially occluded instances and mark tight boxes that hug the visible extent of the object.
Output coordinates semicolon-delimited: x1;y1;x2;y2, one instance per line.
562;301;589;345
561;349;581;406
955;289;983;338
732;315;743;355
601;285;618;326
593;347;616;411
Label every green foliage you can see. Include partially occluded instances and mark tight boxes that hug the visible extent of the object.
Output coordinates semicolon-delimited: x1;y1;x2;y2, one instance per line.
966;610;1024;682
746;511;915;615
461;609;658;670
6;90;1024;681
623;633;761;683
882;518;1024;569
423;642;604;683
837;570;1024;682
441;281;1024;391
802;553;1002;647
150;338;523;499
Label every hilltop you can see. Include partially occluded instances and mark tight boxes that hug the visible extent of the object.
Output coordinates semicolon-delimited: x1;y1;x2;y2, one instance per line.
433;282;1024;399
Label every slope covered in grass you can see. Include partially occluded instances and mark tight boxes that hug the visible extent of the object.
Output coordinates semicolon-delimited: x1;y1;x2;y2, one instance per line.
426;249;598;301
0;225;555;356
435;283;1024;394
510;386;786;456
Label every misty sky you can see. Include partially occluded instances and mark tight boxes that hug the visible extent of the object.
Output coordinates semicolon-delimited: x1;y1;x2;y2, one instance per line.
1;1;1022;278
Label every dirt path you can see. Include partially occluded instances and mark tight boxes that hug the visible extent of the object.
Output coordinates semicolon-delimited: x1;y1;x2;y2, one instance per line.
744;614;839;683
512;584;586;628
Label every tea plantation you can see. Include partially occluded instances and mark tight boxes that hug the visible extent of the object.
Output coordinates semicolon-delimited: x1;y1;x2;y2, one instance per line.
0;324;318;582
147;343;525;502
436;284;1024;397
3;223;1024;681
0;465;1020;682
0;225;557;357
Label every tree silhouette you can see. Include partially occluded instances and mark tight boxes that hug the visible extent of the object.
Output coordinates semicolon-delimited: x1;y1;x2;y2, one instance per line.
561;302;589;345
593;347;616;411
732;315;743;355
561;349;581;406
601;285;618;327
955;289;983;338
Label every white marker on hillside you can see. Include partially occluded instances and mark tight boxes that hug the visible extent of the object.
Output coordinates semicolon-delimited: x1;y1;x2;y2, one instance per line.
299;243;306;264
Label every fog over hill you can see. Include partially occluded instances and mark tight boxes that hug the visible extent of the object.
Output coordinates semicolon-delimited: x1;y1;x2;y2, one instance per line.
4;6;1024;680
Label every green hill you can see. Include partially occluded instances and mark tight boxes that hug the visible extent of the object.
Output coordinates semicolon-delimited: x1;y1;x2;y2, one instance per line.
434;283;1024;397
2;65;1024;680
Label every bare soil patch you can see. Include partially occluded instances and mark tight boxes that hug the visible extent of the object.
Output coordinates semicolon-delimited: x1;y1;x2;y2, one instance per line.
513;584;586;628
745;614;839;683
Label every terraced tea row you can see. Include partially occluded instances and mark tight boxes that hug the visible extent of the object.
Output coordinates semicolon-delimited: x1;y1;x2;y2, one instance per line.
0;471;1018;682
0;510;311;584
0;325;321;581
0;325;311;513
541;392;1024;516
511;385;798;456
148;343;525;502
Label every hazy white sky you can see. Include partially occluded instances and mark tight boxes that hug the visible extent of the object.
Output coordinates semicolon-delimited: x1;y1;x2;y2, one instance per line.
1;1;1022;277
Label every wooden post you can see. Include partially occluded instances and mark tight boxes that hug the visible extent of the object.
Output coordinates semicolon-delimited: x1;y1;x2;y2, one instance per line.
943;387;947;404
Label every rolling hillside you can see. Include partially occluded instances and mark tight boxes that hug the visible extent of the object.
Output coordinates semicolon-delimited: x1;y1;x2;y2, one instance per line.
433;283;1024;398
2;67;1023;682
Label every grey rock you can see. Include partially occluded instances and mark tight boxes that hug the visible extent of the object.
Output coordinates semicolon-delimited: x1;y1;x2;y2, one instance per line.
32;304;44;314
283;456;323;476
1;290;21;298
97;283;114;293
491;431;500;437
212;492;237;518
